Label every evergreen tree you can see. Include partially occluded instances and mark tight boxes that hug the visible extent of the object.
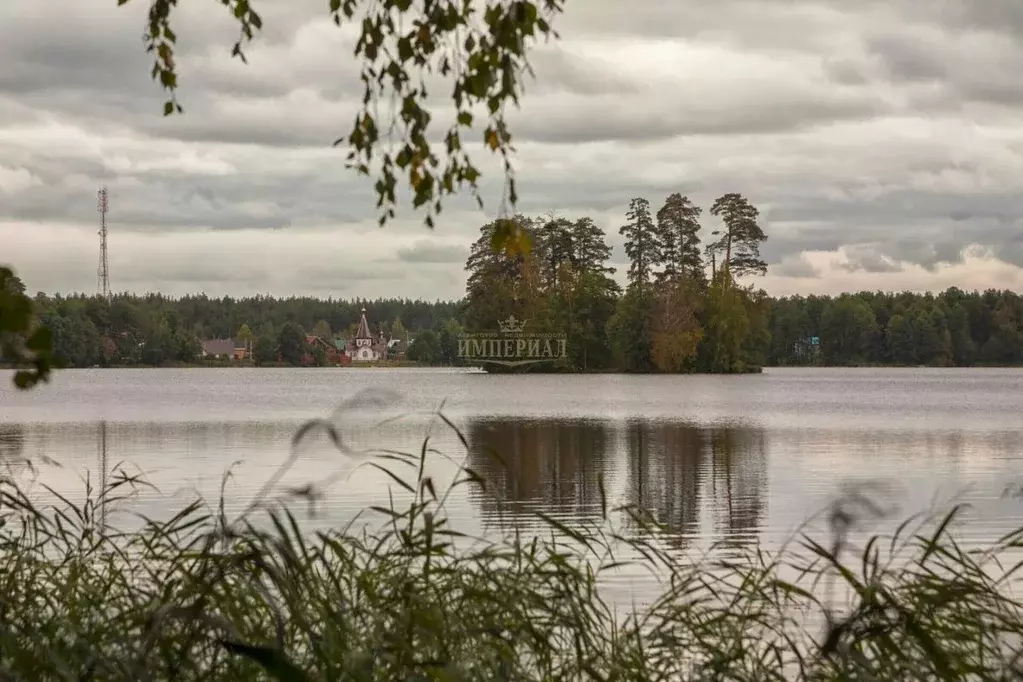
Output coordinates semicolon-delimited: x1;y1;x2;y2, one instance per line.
707;193;768;279
886;314;916;365
620;198;658;289
820;295;879;365
946;304;976;366
407;329;441;364
536;216;576;287
278;322;306;366
607;285;655;372
572;217;615;279
655;193;704;284
464;217;537;331
253;336;278;366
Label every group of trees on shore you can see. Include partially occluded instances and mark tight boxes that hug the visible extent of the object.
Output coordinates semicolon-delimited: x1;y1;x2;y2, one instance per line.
465;193;771;372
5;193;1023;370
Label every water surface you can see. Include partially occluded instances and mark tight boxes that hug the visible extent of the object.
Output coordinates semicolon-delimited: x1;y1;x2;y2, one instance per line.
2;367;1021;557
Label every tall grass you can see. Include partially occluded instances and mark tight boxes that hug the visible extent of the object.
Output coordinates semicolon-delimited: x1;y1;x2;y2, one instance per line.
0;395;1021;680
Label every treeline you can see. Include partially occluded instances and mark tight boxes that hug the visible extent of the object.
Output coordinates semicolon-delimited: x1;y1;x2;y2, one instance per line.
769;289;1023;367
17;288;461;367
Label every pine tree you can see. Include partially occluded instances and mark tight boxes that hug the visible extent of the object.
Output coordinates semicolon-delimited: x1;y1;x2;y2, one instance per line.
707;193;768;279
572;217;615;279
620;198;658;289
464;216;539;332
655;193;704;284
536;216;576;287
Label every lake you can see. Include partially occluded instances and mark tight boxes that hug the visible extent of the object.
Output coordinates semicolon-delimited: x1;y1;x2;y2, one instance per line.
2;367;1022;563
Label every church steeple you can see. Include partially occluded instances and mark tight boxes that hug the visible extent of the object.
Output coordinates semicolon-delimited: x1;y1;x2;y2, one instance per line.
355;307;373;343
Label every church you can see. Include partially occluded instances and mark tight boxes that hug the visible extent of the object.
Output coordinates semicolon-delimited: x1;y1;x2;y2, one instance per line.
347;308;389;363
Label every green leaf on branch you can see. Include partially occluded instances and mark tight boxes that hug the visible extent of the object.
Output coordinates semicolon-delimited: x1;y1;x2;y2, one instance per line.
0;266;54;390
490;218;533;257
121;0;567;231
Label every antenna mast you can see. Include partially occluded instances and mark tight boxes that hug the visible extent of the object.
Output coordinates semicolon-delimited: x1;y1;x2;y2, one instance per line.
97;187;110;300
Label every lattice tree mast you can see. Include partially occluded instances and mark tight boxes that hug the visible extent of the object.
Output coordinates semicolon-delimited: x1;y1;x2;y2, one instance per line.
97;187;110;300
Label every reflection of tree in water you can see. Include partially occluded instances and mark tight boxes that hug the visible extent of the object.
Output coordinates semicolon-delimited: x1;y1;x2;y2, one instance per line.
465;417;612;525
626;420;703;547
626;420;767;548
0;424;27;471
707;425;768;544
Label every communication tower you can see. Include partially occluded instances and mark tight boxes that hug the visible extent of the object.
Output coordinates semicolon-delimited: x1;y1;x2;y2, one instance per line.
97;187;110;300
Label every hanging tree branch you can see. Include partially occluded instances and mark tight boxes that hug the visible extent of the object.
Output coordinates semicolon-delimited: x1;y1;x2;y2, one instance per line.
126;0;566;236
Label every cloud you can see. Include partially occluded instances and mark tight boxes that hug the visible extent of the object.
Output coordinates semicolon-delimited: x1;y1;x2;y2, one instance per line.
396;240;469;265
838;245;904;274
775;254;821;279
3;0;1023;299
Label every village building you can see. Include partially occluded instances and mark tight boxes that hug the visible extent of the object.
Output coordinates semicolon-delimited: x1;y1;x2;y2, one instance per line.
347;308;389;363
201;338;249;361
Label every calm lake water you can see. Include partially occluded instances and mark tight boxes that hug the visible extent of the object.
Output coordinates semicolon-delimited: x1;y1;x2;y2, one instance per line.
2;367;1022;562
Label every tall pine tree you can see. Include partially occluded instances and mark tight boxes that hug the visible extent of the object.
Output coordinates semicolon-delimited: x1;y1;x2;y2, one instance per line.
655;193;704;284
464;216;537;331
572;217;615;278
536;216;576;287
707;193;768;279
620;197;658;289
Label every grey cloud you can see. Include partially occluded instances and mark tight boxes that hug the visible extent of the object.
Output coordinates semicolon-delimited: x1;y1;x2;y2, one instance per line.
3;0;892;152
761;185;1023;273
396;241;468;264
759;216;849;263
860;18;1023;108
822;58;872;86
839;245;904;274
775;254;821;279
981;232;1023;269
512;89;888;144
913;0;1023;39
294;261;425;293
0;139;379;230
868;32;948;83
887;239;967;272
527;47;642;97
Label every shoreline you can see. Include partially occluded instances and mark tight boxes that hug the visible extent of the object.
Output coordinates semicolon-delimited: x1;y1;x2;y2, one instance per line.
10;363;1023;373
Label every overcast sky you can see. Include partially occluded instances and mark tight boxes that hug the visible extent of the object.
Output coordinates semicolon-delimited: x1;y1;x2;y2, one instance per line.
4;0;1023;301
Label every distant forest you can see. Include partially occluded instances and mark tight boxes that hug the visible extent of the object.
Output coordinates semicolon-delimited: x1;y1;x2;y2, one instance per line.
5;193;1023;370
